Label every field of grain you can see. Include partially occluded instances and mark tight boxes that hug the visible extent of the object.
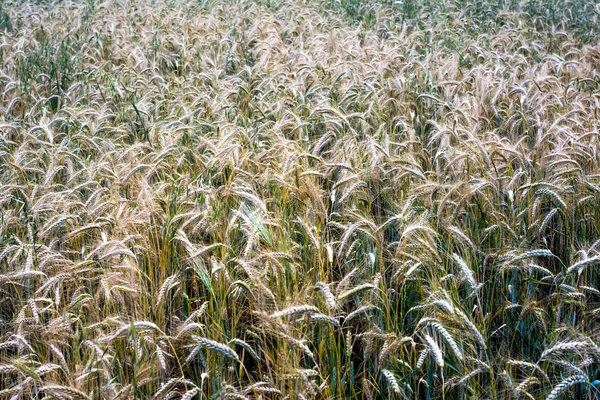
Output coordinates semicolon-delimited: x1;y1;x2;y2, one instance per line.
1;0;600;398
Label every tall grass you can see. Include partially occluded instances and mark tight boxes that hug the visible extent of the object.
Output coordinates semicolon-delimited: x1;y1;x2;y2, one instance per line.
1;0;600;398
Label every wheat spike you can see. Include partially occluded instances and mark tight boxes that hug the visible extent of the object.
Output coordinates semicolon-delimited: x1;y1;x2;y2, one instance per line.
192;336;239;361
541;340;594;359
229;338;260;361
424;335;444;368
41;386;90;400
315;282;337;309
337;283;375;301
452;253;477;290
382;369;401;394
567;255;600;274
270;305;319;318
545;375;588;400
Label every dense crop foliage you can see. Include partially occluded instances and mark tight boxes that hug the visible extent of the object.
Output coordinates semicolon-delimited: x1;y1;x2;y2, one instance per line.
1;0;600;398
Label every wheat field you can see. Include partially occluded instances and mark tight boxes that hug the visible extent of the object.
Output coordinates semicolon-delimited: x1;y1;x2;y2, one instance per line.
1;0;600;398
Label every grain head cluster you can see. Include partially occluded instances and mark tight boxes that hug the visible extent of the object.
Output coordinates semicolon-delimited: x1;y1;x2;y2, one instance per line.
1;0;600;398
